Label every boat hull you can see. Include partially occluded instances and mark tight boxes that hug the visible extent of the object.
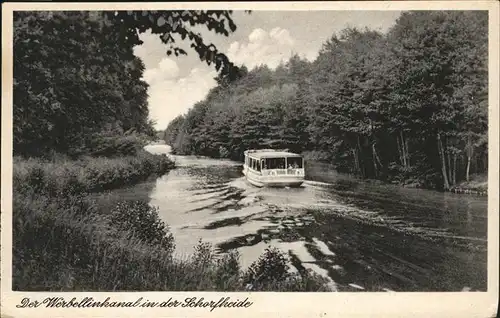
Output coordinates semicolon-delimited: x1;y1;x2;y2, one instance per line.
244;171;304;188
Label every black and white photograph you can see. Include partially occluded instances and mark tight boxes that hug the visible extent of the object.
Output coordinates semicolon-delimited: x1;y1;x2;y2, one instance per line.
1;2;499;317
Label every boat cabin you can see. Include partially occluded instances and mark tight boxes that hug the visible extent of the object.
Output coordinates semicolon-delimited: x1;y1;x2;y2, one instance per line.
243;149;305;187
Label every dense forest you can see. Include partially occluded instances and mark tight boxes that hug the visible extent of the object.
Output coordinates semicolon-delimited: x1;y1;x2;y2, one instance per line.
164;11;488;190
14;11;152;157
14;10;241;158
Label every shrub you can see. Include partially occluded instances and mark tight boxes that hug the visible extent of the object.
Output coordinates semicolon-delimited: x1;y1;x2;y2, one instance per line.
214;250;242;289
13;151;174;196
69;130;151;158
240;247;334;292
243;247;289;286
12;191;101;290
109;201;175;254
218;146;230;158
13;192;333;292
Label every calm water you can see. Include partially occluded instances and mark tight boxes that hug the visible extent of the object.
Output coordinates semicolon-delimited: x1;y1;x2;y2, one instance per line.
100;144;488;292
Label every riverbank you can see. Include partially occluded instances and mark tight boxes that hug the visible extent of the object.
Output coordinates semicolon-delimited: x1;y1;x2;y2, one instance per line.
448;174;488;196
12;150;330;291
303;157;487;196
13;150;175;196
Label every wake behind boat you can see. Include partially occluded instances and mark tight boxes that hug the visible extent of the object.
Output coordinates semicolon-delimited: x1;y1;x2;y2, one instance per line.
242;149;305;187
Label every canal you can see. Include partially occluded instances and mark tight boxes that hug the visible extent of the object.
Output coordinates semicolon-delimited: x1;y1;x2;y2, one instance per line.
98;144;488;292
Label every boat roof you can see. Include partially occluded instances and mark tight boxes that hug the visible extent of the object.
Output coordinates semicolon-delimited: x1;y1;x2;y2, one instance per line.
245;149;302;158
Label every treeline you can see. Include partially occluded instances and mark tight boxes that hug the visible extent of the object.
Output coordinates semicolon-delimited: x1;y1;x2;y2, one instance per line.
164;11;488;190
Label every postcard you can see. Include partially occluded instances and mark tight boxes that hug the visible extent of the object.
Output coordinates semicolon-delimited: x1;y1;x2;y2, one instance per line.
2;1;498;317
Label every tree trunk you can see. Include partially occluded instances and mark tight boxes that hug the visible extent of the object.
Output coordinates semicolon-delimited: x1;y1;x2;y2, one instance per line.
445;148;453;186
465;133;473;182
372;144;378;177
399;131;407;168
396;134;404;167
352;148;360;175
404;135;410;168
400;131;409;169
466;156;471;182
373;143;382;166
357;136;365;178
452;153;457;185
437;133;450;190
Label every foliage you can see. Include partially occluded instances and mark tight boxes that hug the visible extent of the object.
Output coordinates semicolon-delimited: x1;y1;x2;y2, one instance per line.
243;247;290;285
109;201;175;254
13;10;246;157
13;150;174;196
239;247;332;292
164;11;488;190
70;130;152;158
104;10;246;77
13;11;152;156
13;152;331;291
13;189;331;291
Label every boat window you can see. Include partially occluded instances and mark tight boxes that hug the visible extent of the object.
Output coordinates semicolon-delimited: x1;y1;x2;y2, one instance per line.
264;158;286;169
287;157;303;169
261;160;267;170
256;160;261;171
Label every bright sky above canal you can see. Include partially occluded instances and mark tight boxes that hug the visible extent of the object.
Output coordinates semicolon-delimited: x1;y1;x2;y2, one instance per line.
133;10;402;130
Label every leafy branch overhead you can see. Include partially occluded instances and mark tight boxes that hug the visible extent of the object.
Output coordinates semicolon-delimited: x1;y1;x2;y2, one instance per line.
105;10;248;76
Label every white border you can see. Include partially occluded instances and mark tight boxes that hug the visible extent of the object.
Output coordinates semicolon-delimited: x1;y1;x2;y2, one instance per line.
2;2;499;318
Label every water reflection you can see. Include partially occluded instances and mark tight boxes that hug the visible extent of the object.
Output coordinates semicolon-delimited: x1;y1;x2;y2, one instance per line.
112;145;487;291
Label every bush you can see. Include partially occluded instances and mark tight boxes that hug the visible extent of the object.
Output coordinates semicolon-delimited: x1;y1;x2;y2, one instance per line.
218;146;230;158
240;247;334;292
109;201;175;254
13;191;102;290
13;192;333;292
243;247;289;286
13;150;174;196
213;250;242;289
386;162;440;189
69;130;151;158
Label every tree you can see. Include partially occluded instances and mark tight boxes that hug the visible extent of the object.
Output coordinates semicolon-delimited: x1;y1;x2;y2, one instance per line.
14;10;248;157
386;11;488;189
14;11;148;156
164;10;488;190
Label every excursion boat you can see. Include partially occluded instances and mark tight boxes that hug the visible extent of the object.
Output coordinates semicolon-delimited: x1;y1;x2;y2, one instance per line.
242;149;305;188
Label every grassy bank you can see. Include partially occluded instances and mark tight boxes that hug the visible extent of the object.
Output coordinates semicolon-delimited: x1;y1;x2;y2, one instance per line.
13;151;331;291
13;150;174;197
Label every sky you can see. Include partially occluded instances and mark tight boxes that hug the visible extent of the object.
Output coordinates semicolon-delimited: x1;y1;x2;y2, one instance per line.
133;11;403;130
